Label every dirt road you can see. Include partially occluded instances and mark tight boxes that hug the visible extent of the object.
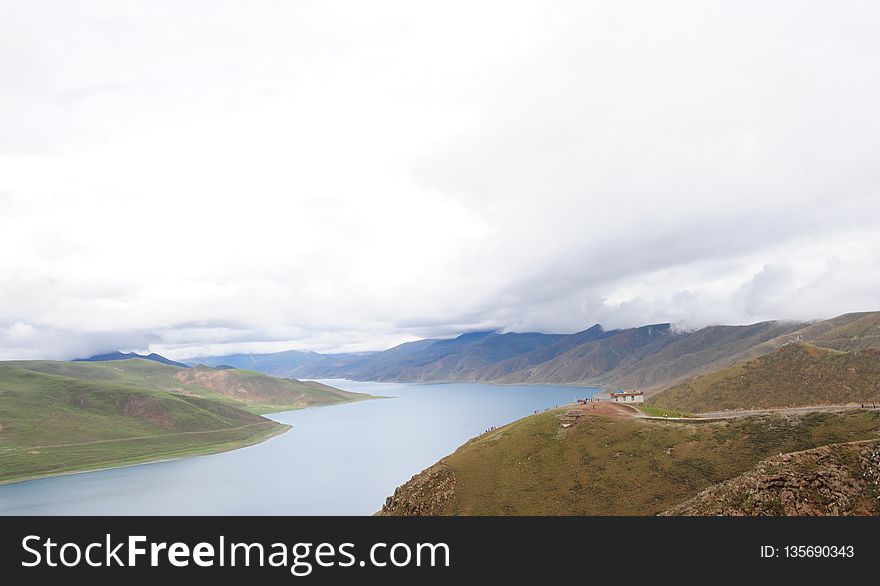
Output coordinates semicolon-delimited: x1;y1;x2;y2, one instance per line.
696;404;880;419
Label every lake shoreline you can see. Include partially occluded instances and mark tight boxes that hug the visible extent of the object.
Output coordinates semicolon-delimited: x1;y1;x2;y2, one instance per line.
316;377;604;389
0;381;594;514
0;389;384;488
0;422;292;489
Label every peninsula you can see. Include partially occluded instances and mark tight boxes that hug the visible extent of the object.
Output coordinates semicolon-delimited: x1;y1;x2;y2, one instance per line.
0;357;373;485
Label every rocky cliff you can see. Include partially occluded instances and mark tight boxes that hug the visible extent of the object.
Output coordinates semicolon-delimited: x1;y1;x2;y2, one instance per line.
380;462;457;516
662;440;880;516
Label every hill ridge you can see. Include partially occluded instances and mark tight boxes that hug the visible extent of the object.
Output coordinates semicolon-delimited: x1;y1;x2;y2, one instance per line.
76;351;189;368
0;359;373;484
652;342;880;412
184;310;880;394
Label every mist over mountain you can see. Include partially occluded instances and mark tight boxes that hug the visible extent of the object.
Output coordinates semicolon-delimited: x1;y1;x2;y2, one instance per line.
191;311;880;393
3;2;880;363
188;349;326;377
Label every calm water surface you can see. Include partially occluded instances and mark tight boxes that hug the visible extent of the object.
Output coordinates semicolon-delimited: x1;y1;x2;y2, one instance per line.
0;381;595;515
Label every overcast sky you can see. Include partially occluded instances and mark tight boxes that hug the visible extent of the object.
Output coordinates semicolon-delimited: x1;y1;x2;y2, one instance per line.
2;1;879;360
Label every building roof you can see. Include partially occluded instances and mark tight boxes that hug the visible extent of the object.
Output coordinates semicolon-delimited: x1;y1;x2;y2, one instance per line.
610;390;644;397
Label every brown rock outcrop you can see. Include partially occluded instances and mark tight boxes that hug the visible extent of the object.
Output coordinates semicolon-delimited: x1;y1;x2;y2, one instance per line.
379;462;457;516
662;440;880;516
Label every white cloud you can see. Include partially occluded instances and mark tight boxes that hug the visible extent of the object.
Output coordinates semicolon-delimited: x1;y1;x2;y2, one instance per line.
5;322;36;341
1;1;878;359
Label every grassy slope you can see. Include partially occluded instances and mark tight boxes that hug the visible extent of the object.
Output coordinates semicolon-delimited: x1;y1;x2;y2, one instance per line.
0;364;290;484
4;359;371;414
0;360;372;484
171;365;372;413
391;409;880;515
594;321;808;393
651;343;880;412
589;311;879;393
635;404;694;418
796;311;880;352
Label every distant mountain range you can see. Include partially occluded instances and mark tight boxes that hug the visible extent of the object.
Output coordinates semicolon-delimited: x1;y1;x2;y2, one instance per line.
187;310;880;394
372;312;880;517
77;351;190;368
189;349;326;376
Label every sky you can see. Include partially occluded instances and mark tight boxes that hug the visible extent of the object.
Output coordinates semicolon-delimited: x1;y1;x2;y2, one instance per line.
1;0;879;360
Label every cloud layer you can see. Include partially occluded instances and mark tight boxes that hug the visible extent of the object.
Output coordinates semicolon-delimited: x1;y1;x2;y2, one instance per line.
1;1;879;360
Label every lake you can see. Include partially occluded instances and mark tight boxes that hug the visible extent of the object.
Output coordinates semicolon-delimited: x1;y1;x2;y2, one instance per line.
0;381;596;515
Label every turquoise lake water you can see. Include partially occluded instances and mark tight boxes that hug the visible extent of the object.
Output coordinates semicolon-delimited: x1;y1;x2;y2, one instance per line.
0;380;596;515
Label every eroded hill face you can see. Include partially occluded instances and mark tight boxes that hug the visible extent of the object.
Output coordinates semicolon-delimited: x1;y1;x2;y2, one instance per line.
174;367;275;402
382;462;458;516
652;343;880;413
378;409;880;516
172;365;368;412
662;440;880;516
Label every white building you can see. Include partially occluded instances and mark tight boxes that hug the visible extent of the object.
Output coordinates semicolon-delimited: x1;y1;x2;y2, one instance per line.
610;390;645;403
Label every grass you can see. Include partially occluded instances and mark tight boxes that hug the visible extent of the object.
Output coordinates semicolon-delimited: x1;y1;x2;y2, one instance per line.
809;311;880;352
636;404;694;418
0;421;288;485
652;343;880;412
0;360;372;484
413;409;880;515
4;359;373;414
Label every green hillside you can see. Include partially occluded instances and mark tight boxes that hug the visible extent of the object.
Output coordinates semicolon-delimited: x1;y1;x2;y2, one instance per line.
380;408;880;515
0;364;284;483
4;359;371;414
0;360;373;484
652;343;880;412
